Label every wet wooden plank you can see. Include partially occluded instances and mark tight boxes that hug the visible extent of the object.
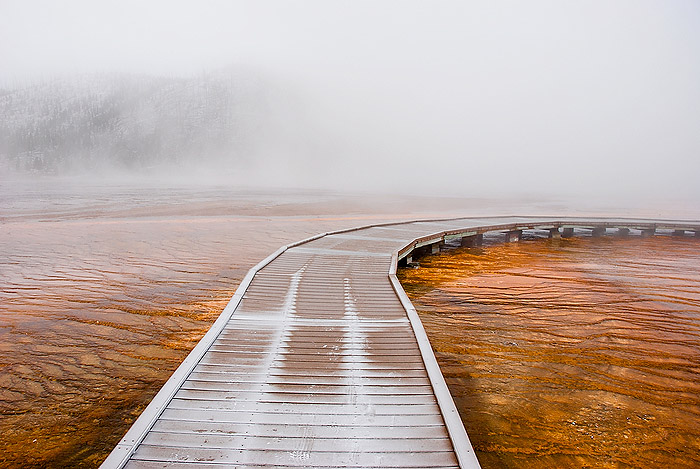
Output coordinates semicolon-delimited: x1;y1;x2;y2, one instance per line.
179;381;436;395
189;365;429;377
180;373;429;385
127;462;455;469
165;399;441;415
129;445;459;467
141;432;455;452
173;389;437;405
194;359;430;371
158;408;446;426
150;420;449;438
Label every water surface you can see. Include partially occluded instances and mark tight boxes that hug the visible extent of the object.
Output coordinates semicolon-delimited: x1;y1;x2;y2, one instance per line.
4;181;697;467
399;235;700;468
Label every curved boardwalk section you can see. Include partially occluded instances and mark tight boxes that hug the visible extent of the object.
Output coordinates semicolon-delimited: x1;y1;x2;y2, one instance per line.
103;216;699;468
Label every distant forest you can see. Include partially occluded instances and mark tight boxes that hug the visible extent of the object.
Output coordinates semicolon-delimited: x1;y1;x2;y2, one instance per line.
0;72;264;174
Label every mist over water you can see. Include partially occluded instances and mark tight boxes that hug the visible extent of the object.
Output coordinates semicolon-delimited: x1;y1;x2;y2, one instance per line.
2;1;699;201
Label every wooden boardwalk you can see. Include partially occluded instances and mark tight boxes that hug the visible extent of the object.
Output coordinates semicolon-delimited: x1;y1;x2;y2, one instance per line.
103;216;699;468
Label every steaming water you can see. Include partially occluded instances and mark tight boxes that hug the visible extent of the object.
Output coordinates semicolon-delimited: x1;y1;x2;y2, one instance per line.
399;234;700;468
1;182;462;468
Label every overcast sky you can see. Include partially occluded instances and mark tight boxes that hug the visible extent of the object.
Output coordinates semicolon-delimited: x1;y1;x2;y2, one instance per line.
1;0;699;200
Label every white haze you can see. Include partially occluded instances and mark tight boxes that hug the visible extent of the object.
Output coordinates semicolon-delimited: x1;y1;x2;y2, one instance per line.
1;0;699;203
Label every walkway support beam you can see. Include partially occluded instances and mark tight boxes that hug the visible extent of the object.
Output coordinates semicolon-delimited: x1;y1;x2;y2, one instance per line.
461;233;483;247
505;230;522;243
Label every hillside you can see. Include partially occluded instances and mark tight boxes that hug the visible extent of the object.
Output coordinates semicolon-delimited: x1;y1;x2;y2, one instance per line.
0;72;264;175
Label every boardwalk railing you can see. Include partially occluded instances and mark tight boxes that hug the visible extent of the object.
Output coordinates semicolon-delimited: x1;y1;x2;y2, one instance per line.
102;216;699;468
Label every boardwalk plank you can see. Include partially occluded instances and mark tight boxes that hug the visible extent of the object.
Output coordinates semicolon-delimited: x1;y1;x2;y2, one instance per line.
181;374;429;385
141;432;454;452
165;399;441;415
189;365;429;377
130;445;459;467
180;382;435;395
151;420;449;438
159;408;446;426
127;463;456;469
173;389;437;404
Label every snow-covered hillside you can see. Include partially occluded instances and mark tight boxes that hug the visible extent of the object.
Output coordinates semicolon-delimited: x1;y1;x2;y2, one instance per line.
0;72;265;175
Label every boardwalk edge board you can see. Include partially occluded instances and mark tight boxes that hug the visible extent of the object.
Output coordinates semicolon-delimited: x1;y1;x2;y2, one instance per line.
102;216;700;468
389;252;480;467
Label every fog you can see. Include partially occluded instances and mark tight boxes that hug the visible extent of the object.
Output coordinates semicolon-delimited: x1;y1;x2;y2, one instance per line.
2;0;699;202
